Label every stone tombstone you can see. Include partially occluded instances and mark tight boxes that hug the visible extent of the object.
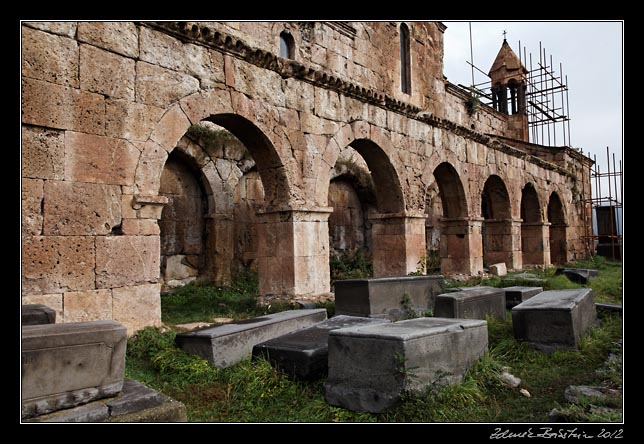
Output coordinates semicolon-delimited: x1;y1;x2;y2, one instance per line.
175;309;328;368
252;315;390;380
434;286;506;320
503;286;543;308
22;320;127;418
512;288;597;352
334;275;445;321
22;304;56;325
324;317;488;413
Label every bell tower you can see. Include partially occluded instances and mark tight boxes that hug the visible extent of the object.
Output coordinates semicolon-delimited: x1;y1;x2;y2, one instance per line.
488;35;529;141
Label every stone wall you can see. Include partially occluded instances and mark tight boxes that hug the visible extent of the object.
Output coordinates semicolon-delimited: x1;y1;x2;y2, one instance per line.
21;21;593;333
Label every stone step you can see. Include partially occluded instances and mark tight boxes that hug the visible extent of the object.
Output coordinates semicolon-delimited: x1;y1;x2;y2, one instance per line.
21;304;56;325
512;288;597;352
175;309;328;368
22;320;127;419
25;379;187;423
324;317;488;413
434;286;506;320
334;275;444;321
252;315;390;380
503;286;543;308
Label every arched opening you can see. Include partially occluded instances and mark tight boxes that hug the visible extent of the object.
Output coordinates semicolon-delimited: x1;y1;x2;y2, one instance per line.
400;23;411;95
548;191;567;264
481;175;512;268
159;150;209;288
432;162;471;274
521;183;546;266
327;147;377;283
279;31;295;59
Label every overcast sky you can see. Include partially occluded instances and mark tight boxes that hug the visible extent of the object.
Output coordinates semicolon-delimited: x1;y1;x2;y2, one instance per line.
441;21;623;199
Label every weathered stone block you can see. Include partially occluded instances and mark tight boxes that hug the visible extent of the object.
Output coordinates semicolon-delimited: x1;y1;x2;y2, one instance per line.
80;44;135;100
140;26;223;83
22;236;95;294
23;21;77;38
22;304;56;325
555;268;599;284
22;78;105;135
22;294;63;323
112;284;162;335
150;105;191;153
65;132;140;185
63;289;113;323
121;218;160;235
334;275;444;321
106;99;165;142
22;178;43;236
21;320;127;418
489;262;507;276
176;309;328;368
503;286;543;308
43;181;122;236
135;61;200;108
512;289;598;352
77;22;139;58
24;379;187;423
22;26;79;88
434;286;506;320
22;126;65;180
252;315;389;380
95;236;160;288
324;317;488;413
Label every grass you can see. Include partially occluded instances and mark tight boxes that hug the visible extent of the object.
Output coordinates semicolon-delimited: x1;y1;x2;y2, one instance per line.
125;259;622;423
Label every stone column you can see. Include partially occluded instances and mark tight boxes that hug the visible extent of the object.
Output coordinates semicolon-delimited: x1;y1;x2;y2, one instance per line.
256;207;333;300
482;219;522;270
439;217;483;275
549;223;568;265
521;221;551;268
204;212;235;287
369;213;427;277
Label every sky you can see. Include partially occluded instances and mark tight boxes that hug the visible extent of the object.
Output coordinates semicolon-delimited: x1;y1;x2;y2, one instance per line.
441;21;623;201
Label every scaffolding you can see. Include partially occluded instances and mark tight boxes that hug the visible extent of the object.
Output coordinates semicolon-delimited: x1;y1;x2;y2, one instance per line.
580;146;623;261
463;40;572;148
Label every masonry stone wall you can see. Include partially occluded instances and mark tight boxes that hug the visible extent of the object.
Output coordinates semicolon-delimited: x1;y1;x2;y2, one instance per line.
21;21;593;333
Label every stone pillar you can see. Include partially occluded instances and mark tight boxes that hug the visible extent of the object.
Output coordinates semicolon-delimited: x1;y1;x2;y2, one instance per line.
549;223;568;265
205;212;234;287
521;221;551;268
482;219;522;271
369;214;427;277
256;207;332;299
439;217;483;275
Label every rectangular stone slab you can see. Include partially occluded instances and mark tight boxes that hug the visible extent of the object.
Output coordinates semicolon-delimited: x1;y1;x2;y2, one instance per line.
252;315;390;380
175;309;327;368
22;320;127;419
334;275;444;320
512;288;597;352
433;286;506;320
324;317;488;413
503;286;543;308
22;304;56;325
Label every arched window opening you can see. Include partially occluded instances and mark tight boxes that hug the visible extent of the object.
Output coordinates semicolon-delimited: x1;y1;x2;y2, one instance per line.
400;23;411;95
279;31;295;59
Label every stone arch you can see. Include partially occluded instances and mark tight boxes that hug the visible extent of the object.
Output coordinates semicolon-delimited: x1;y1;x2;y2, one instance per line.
548;191;568;264
521;183;549;267
430;162;477;274
481;175;516;268
321;122;407;214
133;91;301;298
433;162;468;219
135;91;295;209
